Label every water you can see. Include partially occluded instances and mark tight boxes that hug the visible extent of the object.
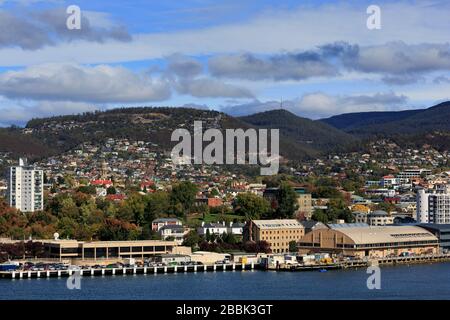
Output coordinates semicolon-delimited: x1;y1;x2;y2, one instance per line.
1;262;450;300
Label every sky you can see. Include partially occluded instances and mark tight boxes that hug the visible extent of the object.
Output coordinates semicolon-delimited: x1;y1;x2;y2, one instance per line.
0;0;450;126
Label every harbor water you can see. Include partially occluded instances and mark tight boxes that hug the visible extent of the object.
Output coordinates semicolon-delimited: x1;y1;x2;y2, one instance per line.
1;262;450;300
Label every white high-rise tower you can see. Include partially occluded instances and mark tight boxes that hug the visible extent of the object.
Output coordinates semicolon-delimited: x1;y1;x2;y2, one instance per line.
416;185;450;224
8;158;44;212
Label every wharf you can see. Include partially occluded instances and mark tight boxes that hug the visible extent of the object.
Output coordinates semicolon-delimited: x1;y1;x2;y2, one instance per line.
269;254;450;271
0;263;258;279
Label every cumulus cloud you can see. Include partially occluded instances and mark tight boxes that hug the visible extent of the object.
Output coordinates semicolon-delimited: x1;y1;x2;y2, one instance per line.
166;54;203;78
433;75;450;84
2;1;450;67
174;78;254;98
0;8;131;50
348;42;450;76
221;92;408;119
163;54;254;98
208;41;450;84
0;63;171;103
209;51;339;81
0;100;98;126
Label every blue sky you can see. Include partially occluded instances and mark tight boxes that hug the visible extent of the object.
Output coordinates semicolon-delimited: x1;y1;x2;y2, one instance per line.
0;0;449;126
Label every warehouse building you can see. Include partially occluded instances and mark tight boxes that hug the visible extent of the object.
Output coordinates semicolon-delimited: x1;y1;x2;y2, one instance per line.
245;219;305;253
297;225;439;258
44;239;190;262
418;224;450;252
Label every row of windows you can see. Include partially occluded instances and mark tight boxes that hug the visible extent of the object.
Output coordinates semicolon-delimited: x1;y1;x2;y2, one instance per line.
261;235;301;241
261;229;302;235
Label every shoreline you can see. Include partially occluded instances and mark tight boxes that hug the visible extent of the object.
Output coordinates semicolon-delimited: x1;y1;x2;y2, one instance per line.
3;254;450;279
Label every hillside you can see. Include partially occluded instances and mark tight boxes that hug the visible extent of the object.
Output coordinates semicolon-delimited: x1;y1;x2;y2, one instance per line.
239;109;359;155
21;107;334;161
321;109;422;131
0;128;56;159
321;101;450;136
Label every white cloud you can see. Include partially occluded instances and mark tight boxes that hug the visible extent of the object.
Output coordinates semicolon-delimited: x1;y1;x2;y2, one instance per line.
0;100;97;125
0;7;132;50
221;91;409;119
1;1;449;66
0;63;172;103
174;78;254;98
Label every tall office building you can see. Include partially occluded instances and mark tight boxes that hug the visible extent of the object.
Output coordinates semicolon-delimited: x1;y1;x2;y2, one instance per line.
416;185;450;224
8;158;44;212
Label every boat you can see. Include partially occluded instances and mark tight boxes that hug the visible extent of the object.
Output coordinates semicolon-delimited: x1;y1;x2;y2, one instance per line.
318;268;328;272
0;261;20;271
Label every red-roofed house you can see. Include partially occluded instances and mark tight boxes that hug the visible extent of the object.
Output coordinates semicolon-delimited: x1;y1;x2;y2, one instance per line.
106;194;126;202
91;180;113;188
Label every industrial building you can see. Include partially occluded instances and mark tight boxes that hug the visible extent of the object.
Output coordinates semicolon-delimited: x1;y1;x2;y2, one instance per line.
43;239;189;262
418;224;450;252
246;219;305;253
297;225;439;258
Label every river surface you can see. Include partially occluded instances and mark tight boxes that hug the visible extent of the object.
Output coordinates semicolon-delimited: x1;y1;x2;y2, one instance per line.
1;262;450;300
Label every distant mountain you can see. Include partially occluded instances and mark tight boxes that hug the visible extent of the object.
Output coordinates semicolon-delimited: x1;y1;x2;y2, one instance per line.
321;101;450;136
321;110;422;131
239;109;359;156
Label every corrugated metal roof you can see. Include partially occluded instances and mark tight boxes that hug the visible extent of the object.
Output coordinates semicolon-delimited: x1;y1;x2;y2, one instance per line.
337;226;438;245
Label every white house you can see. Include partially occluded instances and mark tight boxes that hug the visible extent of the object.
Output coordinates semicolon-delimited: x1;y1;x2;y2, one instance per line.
227;222;245;235
159;225;188;244
197;222;228;236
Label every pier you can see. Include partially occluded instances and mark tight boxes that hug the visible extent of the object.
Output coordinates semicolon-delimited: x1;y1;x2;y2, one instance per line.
269;253;450;271
0;263;258;280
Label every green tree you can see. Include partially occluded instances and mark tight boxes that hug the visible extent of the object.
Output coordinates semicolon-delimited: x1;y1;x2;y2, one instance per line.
234;192;271;220
275;183;298;219
182;230;201;249
312;209;328;223
170;181;198;216
145;191;170;220
107;186;117;195
289;240;297;253
118;194;146;224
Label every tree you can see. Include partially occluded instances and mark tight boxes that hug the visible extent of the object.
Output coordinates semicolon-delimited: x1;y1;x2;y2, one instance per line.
274;183;298;219
312;209;329;223
118;194;146;224
289;241;298;253
145;191;170;221
77;185;96;195
98;218;141;241
170;181;198;216
209;188;220;197
205;229;211;242
107;186;117;195
234;192;271;220
182;230;201;249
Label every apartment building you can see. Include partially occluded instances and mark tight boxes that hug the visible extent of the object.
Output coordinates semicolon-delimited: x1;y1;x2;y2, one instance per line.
8;158;44;212
417;185;450;224
294;187;313;220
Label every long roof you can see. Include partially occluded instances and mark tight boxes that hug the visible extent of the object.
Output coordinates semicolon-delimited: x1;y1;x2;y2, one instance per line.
336;226;438;245
253;219;303;229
